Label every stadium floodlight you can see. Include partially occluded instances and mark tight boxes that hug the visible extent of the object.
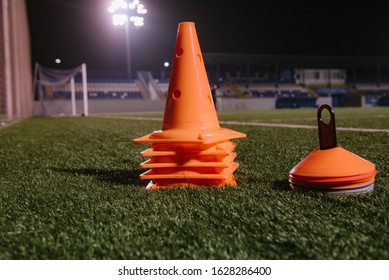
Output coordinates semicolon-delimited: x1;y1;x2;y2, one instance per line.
108;0;147;79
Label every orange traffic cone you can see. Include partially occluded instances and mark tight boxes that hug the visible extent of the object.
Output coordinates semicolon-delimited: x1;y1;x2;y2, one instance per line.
289;104;377;194
134;22;246;189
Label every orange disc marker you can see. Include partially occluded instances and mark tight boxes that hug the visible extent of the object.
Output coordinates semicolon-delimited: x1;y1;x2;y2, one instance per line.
134;22;246;190
289;104;377;194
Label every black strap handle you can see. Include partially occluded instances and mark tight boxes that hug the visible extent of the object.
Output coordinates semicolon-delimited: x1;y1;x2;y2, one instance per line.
317;104;337;150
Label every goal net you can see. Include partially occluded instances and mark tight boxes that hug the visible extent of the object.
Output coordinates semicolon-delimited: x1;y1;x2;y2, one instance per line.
33;63;88;116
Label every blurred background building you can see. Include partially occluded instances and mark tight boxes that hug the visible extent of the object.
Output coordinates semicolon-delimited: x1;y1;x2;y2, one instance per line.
0;0;32;120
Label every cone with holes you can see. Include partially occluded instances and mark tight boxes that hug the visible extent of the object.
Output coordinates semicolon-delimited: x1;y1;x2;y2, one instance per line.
289;104;377;194
133;22;246;190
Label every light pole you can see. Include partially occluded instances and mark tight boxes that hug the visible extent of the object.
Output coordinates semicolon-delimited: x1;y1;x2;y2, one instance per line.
108;0;147;80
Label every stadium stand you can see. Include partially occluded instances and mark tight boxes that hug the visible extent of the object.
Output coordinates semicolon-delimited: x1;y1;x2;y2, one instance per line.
51;82;142;100
355;83;389;106
276;97;317;108
155;81;169;98
41;67;388;111
31;53;389;115
312;87;350;96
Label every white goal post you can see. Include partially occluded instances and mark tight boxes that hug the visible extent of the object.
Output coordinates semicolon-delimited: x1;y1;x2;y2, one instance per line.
33;63;89;116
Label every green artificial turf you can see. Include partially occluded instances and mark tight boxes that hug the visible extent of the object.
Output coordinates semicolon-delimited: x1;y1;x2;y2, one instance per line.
0;108;388;259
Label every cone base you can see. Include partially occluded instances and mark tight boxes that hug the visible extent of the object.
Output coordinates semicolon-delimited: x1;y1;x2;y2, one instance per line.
145;176;237;190
289;169;377;184
289;175;375;189
289;147;376;178
137;139;242;190
289;182;374;194
140;162;239;180
140;153;237;169
134;128;246;144
140;141;236;157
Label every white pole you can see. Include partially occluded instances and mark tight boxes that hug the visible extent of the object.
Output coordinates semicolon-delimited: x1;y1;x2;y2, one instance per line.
125;23;131;80
2;0;13;120
70;77;76;116
81;63;88;116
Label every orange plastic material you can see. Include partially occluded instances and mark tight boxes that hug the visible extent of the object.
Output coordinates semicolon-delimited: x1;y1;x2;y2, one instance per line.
289;147;376;179
288;104;377;194
134;22;246;190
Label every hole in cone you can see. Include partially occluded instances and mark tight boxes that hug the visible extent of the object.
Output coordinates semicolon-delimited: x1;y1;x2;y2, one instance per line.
176;48;183;57
173;90;181;100
319;107;331;125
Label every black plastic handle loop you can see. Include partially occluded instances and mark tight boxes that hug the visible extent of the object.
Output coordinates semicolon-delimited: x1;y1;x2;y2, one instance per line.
317;104;337;150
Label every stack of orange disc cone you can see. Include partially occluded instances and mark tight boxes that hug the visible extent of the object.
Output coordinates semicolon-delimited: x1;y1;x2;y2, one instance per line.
134;22;246;190
289;104;377;194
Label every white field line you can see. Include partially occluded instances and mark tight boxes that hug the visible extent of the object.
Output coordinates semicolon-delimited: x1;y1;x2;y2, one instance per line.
100;116;389;133
220;121;389;133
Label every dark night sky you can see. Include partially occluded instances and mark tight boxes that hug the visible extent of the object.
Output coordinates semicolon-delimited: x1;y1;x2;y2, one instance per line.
26;0;389;75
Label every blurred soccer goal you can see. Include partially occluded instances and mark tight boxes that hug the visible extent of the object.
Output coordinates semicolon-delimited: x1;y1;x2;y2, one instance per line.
32;63;88;116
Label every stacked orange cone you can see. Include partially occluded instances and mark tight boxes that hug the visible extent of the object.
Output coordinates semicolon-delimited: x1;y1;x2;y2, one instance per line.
134;22;246;190
289;104;377;194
